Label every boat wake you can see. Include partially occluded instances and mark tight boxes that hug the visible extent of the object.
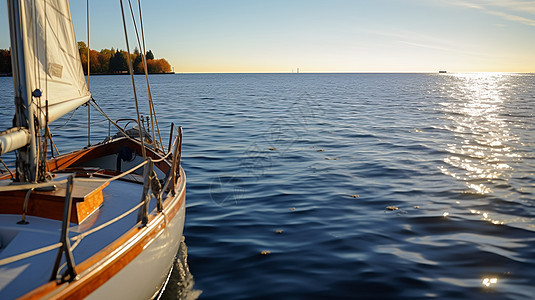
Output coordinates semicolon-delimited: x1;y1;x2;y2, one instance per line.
161;237;202;300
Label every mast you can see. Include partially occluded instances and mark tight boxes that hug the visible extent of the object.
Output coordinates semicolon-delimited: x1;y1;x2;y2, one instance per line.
7;0;39;182
3;0;91;182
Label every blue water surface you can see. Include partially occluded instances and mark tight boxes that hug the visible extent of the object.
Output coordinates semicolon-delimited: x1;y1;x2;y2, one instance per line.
1;73;534;299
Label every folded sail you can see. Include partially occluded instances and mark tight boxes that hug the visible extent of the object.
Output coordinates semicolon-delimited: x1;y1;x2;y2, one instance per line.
0;127;30;156
18;0;91;124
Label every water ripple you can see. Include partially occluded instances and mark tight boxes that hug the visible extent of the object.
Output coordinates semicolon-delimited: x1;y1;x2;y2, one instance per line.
1;73;534;299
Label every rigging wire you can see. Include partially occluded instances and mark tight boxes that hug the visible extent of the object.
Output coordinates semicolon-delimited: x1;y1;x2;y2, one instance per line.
120;0;147;159
32;1;39;94
0;158;14;179
34;1;45;181
89;99;148;147
139;0;164;153
134;0;164;152
87;0;91;146
125;0;156;149
43;1;53;170
86;0;90;91
39;0;51;180
49;107;78;130
125;0;164;153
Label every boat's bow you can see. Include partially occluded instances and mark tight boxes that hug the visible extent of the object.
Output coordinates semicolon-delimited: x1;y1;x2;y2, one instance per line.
0;135;186;299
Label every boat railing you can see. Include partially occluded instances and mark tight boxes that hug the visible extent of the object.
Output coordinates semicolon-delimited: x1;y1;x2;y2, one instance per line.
0;129;183;283
0;160;145;268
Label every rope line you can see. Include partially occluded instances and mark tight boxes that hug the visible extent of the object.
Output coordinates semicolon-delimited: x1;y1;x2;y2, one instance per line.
0;158;14;179
89;99;149;146
0;189;147;266
0;179;68;192
0;242;62;266
76;159;148;186
0;160;150;264
71;201;144;244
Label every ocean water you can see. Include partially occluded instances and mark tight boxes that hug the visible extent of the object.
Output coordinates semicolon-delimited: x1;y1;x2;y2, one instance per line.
0;73;534;299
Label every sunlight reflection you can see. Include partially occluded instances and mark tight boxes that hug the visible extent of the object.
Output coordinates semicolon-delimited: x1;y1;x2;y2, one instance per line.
439;74;520;198
482;277;498;287
469;209;504;225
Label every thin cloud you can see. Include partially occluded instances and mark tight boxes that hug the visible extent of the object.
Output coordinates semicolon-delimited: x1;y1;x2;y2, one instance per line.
398;41;453;52
444;0;535;27
398;40;490;57
489;0;535;14
487;9;535;26
361;29;485;56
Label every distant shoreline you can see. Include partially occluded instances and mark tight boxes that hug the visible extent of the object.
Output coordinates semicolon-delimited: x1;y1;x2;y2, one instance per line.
0;72;175;77
2;72;534;77
85;72;176;76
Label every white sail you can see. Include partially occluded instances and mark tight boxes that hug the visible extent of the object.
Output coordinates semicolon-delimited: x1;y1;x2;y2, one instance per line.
18;0;91;124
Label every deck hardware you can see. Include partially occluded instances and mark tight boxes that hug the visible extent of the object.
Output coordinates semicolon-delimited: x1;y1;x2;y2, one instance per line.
50;175;78;282
170;127;183;195
177;127;183;177
17;188;34;224
137;158;153;226
167;122;174;153
151;170;162;212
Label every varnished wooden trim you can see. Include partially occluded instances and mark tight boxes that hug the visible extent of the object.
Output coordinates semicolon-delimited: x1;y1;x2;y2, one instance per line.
0;180;108;224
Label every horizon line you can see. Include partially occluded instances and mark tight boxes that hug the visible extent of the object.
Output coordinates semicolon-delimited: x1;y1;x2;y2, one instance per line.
167;71;535;74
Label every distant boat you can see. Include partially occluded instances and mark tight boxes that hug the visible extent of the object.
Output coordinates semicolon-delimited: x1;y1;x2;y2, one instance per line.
439;70;447;73
0;0;186;299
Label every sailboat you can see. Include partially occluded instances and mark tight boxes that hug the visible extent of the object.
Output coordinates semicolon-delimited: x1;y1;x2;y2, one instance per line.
0;0;186;299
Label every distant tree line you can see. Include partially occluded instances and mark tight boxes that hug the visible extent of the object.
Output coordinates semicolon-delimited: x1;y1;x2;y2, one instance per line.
0;43;172;75
78;42;171;74
0;49;11;74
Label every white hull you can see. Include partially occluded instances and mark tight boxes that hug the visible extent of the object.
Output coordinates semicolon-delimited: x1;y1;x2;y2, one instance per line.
88;200;185;299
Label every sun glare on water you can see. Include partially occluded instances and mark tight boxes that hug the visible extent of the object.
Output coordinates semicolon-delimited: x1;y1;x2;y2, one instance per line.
439;73;521;199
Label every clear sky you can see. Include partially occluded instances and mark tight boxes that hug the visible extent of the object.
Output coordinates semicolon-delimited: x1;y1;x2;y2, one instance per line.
1;0;534;73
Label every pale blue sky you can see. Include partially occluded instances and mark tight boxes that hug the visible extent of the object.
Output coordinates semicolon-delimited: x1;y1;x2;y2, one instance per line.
1;0;534;72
